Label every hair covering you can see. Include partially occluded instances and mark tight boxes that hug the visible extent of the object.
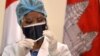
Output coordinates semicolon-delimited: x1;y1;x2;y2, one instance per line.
16;0;47;25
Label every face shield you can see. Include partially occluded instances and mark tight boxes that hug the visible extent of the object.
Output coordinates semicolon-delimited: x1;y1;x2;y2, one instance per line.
16;0;48;41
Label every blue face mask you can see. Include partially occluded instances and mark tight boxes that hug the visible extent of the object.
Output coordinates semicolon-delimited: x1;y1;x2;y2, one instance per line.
22;22;46;40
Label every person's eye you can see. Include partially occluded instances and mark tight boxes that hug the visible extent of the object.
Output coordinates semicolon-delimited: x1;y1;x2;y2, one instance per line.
24;18;33;24
37;18;45;22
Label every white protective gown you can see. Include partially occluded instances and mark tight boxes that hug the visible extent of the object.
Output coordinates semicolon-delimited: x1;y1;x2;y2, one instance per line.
2;36;72;56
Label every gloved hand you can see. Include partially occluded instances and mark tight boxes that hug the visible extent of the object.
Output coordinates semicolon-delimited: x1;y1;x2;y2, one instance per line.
17;39;35;49
16;39;35;56
43;30;54;40
43;30;58;56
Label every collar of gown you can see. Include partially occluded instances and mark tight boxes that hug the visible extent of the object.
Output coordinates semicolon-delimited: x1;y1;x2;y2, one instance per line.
26;36;49;56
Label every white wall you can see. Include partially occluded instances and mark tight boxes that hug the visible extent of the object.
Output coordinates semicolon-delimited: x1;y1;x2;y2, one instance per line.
44;0;66;42
0;0;6;49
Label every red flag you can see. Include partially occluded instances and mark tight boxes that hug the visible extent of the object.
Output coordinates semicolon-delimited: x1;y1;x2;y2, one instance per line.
1;0;23;54
78;0;100;56
6;0;17;8
63;0;100;56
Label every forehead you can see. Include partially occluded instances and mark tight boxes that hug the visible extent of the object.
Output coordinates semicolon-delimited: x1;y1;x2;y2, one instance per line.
24;11;44;18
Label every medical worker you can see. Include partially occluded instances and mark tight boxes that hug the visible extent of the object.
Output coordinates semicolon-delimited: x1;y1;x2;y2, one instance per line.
2;0;71;56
